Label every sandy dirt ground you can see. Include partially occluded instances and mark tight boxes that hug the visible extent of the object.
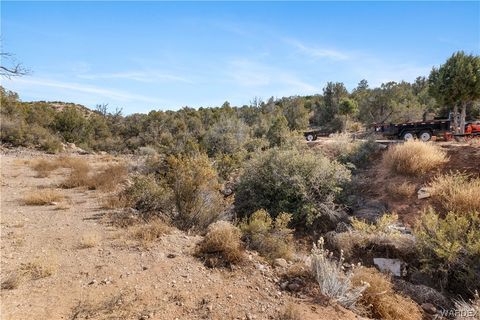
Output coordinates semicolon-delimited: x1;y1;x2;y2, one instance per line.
0;149;361;320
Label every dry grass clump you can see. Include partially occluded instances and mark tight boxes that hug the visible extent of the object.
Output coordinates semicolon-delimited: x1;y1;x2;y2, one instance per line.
351;267;423;320
61;163;128;191
239;209;295;261
100;193;131;209
429;172;480;213
78;233;100;249
70;290;139;320
19;257;56;280
196;221;244;268
387;181;416;199
310;238;367;310
1;272;22;290
23;188;64;205
128;219;171;246
454;292;480;320
382;140;448;176
279;303;302;320
88;164;128;191
30;158;59;177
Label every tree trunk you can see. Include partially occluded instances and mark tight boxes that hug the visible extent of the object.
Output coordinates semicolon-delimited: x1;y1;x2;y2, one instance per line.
460;102;467;134
452;104;460;134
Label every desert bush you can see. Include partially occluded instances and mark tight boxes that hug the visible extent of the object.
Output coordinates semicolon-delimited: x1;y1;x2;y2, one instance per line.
414;208;480;295
137;146;157;156
60;159;91;188
310;238;367;309
351;267;422;320
382;140;448;175
128;219;171;246
324;134;380;168
239;209;294;261
196;221;244;268
88;164;128;191
214;151;246;181
202;116;250;156
330;213;416;261
30;158;60;178
123;175;172;217
166;154;227;231
429;172;480;213
235;147;351;231
23;189;64;205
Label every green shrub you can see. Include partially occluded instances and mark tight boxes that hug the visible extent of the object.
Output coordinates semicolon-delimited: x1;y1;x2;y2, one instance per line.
414;208;480;296
239;209;294;261
166;153;227;231
123;175;173;219
235;147;351;231
323;134;380;168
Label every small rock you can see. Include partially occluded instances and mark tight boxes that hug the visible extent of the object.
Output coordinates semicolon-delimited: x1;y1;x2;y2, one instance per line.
417;187;431;199
273;258;288;268
227;294;233;299
88;279;96;285
167;253;176;259
287;283;301;292
142;266;148;271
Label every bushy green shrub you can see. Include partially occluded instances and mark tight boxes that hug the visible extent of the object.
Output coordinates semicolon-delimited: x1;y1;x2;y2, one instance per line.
123;175;173;219
166;153;227;231
235;147;351;231
414;208;480;296
324;134;380;168
239;209;294;261
202;116;250;156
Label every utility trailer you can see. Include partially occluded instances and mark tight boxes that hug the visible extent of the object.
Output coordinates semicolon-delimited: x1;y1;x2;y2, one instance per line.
374;119;480;141
303;129;331;141
373;119;451;141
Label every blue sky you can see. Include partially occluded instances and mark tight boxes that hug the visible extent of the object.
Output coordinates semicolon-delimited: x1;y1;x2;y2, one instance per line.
1;1;479;114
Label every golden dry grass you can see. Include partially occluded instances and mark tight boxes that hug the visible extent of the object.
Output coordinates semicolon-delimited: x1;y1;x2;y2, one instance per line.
23;189;64;205
352;267;422;320
279;303;302;320
196;221;244;268
429;172;480;213
387;181;416;199
30;158;59;178
128;219;171;246
78;233;100;249
382;140;448;176
61;163;127;191
19;257;57;280
99;193;130;209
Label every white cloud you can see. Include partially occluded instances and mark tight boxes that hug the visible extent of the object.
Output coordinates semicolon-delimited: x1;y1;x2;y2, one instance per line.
227;59;319;95
284;38;350;60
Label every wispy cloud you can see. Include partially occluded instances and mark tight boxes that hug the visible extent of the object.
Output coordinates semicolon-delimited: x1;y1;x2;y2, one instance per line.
7;77;160;103
227;59;318;94
284;38;350;60
77;71;193;83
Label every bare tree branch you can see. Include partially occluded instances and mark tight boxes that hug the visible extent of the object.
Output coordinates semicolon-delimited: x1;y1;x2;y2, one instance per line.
0;52;30;78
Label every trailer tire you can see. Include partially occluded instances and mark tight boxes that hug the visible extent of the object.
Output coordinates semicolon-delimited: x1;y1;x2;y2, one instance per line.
402;132;415;141
419;131;432;142
306;134;315;142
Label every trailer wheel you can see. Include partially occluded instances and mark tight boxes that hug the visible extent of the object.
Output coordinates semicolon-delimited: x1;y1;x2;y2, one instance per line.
306;134;315;141
419;131;432;142
402;132;415;141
